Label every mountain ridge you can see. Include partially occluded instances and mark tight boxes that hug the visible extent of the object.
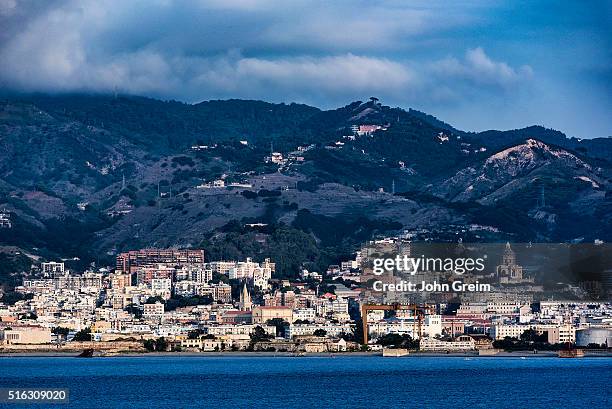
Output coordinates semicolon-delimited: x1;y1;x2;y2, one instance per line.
0;93;610;279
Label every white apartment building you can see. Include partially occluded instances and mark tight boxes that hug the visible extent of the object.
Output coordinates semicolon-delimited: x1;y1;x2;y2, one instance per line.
20;280;56;293
252;267;272;289
457;302;526;318
340;260;359;271
293;308;316;322
423;315;443;337
286;323;353;339
193;268;213;284
316;297;349;316
151;278;172;299
368;315;442;341
228;258;273;289
173;281;199;297
486;302;524;315
489;324;576;344
208;261;237;275
175;267;212;284
41;262;65;278
204;324;275;337
489;324;530;340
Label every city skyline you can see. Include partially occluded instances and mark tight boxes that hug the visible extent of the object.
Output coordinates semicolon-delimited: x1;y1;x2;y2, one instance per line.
2;239;610;353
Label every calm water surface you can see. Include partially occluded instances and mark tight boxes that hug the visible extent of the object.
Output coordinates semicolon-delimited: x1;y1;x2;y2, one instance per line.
0;356;610;408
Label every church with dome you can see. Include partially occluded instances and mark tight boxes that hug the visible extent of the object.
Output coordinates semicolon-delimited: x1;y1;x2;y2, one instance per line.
496;243;534;284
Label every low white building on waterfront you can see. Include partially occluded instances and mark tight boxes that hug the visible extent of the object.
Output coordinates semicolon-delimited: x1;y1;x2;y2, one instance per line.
420;335;476;351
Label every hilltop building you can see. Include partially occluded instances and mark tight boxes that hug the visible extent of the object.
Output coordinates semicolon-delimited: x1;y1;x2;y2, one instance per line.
0;209;11;228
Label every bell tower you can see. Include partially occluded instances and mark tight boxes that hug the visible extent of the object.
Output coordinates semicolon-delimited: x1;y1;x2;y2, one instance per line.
239;281;252;311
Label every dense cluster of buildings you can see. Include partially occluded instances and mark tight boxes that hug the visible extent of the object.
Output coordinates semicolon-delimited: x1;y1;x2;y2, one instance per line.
1;241;611;353
0;208;11;229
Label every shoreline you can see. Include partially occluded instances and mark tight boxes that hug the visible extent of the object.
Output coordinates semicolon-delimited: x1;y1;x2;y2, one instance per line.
1;350;611;358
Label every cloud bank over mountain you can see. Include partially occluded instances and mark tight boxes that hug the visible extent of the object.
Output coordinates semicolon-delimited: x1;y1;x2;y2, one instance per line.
0;0;610;137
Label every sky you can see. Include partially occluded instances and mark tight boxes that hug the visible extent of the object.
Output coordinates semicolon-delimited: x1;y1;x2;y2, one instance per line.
0;0;610;138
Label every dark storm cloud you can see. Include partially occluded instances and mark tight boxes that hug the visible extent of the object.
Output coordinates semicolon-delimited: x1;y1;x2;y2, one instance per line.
0;0;610;137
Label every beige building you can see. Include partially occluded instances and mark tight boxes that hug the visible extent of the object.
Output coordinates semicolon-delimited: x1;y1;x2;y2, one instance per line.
143;302;165;317
92;320;112;333
542;324;576;344
197;284;232;303
181;338;225;351
252;306;293;324
111;272;132;289
1;326;52;344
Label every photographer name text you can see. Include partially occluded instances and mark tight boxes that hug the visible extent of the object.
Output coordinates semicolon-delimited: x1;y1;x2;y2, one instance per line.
372;280;491;292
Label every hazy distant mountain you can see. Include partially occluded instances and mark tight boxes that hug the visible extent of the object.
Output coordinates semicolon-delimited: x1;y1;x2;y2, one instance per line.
0;94;610;275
